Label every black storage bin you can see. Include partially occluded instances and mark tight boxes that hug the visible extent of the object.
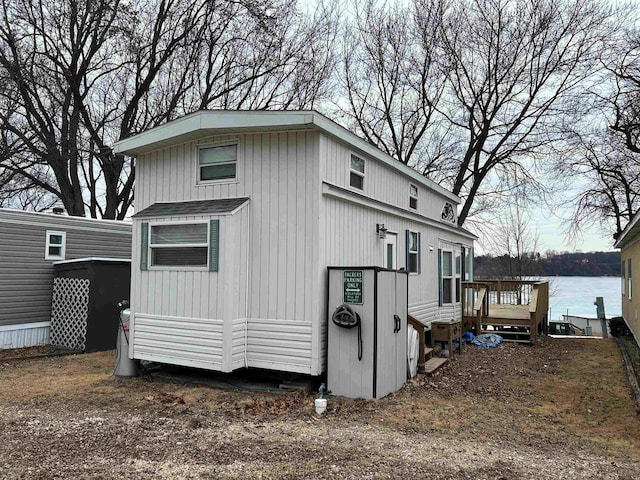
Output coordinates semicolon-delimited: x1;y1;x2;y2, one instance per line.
50;258;131;352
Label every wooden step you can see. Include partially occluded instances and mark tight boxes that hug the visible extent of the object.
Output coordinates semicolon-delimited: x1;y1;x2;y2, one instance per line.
483;329;530;336
480;330;533;344
424;347;434;359
424;357;448;375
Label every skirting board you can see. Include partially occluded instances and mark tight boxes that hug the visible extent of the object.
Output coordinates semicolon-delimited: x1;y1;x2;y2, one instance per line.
0;322;50;349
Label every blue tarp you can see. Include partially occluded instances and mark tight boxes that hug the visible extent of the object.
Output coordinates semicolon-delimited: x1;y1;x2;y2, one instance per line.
471;333;503;348
454;331;475;348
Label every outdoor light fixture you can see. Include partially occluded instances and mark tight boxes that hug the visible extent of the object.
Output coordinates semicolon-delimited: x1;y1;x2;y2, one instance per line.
376;223;387;239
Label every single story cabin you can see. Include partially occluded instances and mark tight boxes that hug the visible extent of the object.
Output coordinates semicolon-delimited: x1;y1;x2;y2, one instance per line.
113;110;476;376
614;214;640;346
0;208;132;349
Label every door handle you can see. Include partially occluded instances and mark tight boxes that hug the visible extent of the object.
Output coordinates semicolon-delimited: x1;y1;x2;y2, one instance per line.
393;314;401;333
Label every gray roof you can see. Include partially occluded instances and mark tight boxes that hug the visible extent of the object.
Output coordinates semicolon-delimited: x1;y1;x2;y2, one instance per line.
132;198;249;218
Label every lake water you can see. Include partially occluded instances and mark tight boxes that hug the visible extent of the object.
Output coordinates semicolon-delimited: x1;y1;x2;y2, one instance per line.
542;276;621;320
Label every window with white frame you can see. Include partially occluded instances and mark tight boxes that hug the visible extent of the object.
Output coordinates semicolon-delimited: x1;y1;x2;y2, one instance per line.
149;223;209;267
45;230;66;260
406;230;420;273
409;184;418;210
628;258;632;300
198;143;237;183
350;154;365;190
455;251;461;302
464;247;473;281
441;250;453;304
622;260;626;296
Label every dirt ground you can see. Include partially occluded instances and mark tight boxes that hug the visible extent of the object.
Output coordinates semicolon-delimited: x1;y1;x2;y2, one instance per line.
1;337;639;479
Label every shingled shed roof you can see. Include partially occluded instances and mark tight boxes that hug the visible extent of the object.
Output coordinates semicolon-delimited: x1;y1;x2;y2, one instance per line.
132;197;249;218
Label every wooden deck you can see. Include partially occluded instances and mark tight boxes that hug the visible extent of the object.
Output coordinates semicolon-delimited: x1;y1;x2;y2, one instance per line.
462;280;549;344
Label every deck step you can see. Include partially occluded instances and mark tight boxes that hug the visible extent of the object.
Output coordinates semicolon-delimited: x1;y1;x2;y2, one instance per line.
481;324;532;329
424;357;448;375
483;329;530;335
480;331;533;344
424;347;434;359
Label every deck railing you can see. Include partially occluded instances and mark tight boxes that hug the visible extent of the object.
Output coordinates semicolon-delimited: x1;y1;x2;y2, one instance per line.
484;280;535;305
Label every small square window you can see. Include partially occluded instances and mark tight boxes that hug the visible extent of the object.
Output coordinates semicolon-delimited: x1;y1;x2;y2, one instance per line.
198;143;237;183
350;154;365;190
409;184;418;210
45;230;66;260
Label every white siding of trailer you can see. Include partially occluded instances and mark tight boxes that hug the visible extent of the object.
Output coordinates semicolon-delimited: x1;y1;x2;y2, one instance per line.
133;131;322;374
320;196;469;326
320;135;453;220
130;206;248;372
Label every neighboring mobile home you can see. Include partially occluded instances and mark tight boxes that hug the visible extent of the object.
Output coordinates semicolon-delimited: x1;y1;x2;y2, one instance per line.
0;209;132;349
113;110;476;376
614;214;640;346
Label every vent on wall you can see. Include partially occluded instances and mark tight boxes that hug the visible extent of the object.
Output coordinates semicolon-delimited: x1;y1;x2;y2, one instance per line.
441;202;456;224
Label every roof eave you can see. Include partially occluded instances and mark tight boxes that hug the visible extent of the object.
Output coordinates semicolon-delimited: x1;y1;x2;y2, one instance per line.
614;212;640;249
112;110;316;156
113;110;460;204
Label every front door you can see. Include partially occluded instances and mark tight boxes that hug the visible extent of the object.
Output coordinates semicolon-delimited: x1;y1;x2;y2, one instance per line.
383;233;397;269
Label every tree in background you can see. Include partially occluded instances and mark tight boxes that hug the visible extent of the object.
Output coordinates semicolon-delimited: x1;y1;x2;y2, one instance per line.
561;126;640;238
336;0;612;228
478;197;541;280
560;23;640;238
335;0;448;177
0;0;337;218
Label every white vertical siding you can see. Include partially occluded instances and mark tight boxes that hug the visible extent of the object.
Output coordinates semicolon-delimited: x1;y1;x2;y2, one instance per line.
320;134;453;220
320;196;471;327
130;206;248;372
131;127;472;376
133;131;321;374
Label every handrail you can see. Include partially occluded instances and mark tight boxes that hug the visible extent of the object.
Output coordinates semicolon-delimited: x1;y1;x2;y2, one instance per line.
473;287;486;312
462;282;489;334
528;282;549;342
528;289;539;314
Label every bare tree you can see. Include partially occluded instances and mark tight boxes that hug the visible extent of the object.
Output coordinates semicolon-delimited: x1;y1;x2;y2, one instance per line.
335;0;449;175
191;1;337;111
561;127;640;238
435;0;611;226
0;0;337;218
609;31;640;154
335;0;611;228
558;17;640;238
482;197;541;280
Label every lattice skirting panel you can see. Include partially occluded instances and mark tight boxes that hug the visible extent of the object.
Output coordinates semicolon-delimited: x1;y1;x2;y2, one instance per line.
50;277;90;351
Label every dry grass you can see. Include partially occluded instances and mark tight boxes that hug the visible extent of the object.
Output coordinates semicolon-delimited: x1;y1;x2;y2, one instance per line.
1;338;639;465
530;340;640;458
371;339;640;461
